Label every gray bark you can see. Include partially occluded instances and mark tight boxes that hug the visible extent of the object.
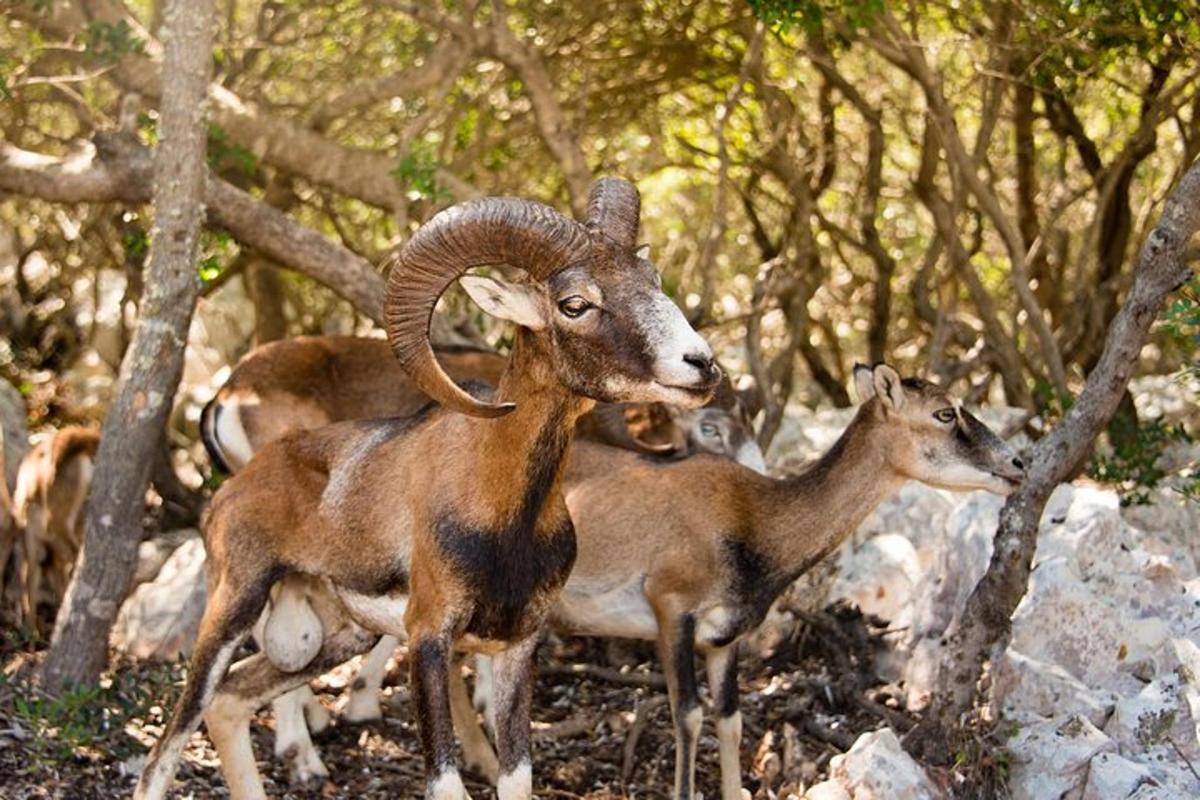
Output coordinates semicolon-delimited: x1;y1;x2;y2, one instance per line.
41;0;216;692
906;157;1200;760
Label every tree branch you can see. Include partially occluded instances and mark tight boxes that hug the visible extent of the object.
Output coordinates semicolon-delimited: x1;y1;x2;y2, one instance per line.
481;0;591;217
10;0;478;211
908;156;1200;761
0;137;387;324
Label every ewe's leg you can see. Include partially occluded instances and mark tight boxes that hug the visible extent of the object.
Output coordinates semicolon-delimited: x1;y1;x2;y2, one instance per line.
411;633;469;800
271;686;329;785
19;513;46;635
134;579;263;800
706;645;747;800
449;655;499;782
472;655;497;736
207;626;379;800
490;635;539;800
302;683;331;733
343;634;398;723
656;611;703;800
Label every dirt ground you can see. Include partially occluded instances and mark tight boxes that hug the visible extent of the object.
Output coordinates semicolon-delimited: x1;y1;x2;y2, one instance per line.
0;605;917;799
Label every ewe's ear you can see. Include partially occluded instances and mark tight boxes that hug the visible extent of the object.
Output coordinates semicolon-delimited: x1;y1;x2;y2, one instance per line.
872;364;906;412
852;363;875;403
636;244;651;261
460;275;546;330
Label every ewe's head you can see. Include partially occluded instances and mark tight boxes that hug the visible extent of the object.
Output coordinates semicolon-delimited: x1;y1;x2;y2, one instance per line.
385;178;719;417
853;363;1025;495
677;405;767;473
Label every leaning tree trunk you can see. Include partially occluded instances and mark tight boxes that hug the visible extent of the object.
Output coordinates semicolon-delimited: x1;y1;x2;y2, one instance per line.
41;0;215;692
905;157;1200;762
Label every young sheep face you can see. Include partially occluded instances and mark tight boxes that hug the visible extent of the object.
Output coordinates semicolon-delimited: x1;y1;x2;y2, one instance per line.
465;243;721;409
678;406;768;473
854;364;1026;495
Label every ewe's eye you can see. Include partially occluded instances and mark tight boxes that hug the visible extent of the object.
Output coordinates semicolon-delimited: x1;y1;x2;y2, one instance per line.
558;296;591;319
700;422;720;438
933;408;957;424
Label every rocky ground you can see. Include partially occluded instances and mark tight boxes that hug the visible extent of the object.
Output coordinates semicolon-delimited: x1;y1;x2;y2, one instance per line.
1;601;916;800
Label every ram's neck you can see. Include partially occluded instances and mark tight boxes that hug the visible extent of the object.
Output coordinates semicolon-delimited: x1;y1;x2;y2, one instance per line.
465;329;591;534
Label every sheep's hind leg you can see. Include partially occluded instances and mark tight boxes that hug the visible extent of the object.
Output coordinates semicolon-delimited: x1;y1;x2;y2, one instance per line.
206;625;380;800
134;577;267;800
271;686;330;786
343;634;398;723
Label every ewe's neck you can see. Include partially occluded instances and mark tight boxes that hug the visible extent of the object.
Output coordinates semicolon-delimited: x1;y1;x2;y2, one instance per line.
757;402;907;576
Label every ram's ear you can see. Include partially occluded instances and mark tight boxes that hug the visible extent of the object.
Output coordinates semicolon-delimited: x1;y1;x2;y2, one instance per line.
872;363;906;412
852;363;875;403
460;274;546;330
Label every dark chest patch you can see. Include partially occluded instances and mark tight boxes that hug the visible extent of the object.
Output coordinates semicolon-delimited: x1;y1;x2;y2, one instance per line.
435;406;577;642
715;537;792;646
436;516;576;641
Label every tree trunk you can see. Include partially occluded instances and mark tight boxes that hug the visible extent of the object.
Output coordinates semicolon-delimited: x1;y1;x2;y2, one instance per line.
41;0;215;693
905;157;1200;763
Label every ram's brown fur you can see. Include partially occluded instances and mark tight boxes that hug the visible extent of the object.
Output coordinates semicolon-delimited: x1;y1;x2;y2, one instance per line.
136;179;719;800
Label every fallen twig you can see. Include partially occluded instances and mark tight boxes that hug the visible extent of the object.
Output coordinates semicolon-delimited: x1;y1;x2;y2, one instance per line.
542;662;666;689
621;695;668;783
533;715;597;740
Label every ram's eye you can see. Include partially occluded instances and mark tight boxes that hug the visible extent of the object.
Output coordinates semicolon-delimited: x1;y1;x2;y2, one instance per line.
933;408;957;424
558;296;591;318
700;422;720;438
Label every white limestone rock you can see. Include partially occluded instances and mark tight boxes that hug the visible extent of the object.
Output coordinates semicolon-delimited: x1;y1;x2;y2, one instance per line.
993;651;1117;729
1082;751;1181;800
829;533;921;627
807;728;943;800
112;536;207;660
1007;715;1116;800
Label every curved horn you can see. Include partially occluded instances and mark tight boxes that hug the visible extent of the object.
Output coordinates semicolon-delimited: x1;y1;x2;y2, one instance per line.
585;177;640;247
385;197;590;417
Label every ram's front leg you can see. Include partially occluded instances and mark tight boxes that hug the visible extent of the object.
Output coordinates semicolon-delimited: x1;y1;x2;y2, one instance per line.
490;635;539;800
411;630;471;800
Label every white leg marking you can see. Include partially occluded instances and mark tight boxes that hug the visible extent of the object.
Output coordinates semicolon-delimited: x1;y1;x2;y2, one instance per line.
717;712;745;800
428;767;469;800
471;655;497;737
342;635;396;723
683;705;703;739
273;687;329;785
136;639;241;800
303;687;331;734
206;692;268;800
450;662;498;782
496;760;533;800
